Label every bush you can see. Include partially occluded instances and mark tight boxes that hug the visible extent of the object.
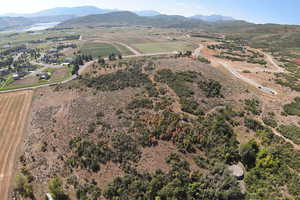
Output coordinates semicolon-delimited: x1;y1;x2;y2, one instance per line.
277;124;300;145
244;99;261;115
127;98;154;110
283;97;300;116
244;118;264;131
48;178;68;200
76;182;101;200
198;80;222;98
84;66;150;91
15;170;34;198
197;56;211;64
262;117;278;128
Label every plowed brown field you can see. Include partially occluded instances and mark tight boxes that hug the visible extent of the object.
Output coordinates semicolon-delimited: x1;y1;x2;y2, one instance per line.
0;91;33;200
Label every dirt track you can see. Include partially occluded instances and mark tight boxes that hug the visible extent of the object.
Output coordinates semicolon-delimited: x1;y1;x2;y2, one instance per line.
0;91;33;200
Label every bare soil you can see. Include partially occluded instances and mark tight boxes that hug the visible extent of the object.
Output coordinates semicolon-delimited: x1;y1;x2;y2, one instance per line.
0;91;33;200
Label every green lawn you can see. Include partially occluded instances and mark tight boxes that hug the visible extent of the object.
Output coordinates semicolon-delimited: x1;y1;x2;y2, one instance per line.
132;41;198;54
80;42;121;58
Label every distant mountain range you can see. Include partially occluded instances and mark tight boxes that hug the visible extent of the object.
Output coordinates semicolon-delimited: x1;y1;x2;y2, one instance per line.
1;6;234;21
190;15;235;22
57;11;253;31
1;6;162;18
0;6;239;31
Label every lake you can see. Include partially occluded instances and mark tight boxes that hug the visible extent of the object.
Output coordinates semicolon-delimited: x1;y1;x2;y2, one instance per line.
0;22;61;33
23;22;61;32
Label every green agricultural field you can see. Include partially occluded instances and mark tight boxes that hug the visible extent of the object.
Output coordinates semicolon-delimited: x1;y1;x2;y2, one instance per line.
80;42;121;58
113;43;134;56
132;41;198;54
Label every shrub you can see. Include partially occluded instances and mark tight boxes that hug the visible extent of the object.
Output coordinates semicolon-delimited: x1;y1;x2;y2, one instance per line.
198;80;222;98
283;97;300;116
15;171;34;198
277;125;300;145
244;99;261;115
127;98;153;110
244;118;264;131
262;117;278;128
84;66;150;91
48;178;68;200
197;56;211;64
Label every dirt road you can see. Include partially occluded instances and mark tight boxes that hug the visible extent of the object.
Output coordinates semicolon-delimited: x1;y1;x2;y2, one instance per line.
217;61;278;95
0;91;33;200
194;44;278;95
117;42;142;56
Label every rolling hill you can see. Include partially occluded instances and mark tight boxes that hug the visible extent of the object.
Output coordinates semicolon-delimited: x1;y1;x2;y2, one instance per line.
2;6;161;18
57;11;255;30
0;17;33;30
190;14;235;22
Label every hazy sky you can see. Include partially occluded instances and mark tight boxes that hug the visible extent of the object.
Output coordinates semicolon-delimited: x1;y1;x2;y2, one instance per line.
1;0;299;24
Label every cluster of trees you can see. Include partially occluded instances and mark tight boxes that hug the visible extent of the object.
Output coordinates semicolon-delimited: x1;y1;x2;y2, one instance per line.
0;45;26;56
127;98;154;110
174;51;193;58
0;56;13;68
246;58;267;65
154;69;204;115
283;97;300;116
108;53;122;61
242;112;300;199
104;153;244;200
83;65;151;91
262;112;278;128
45;35;80;42
198;80;223;98
74;54;93;65
56;43;77;51
75;181;101;200
67;133;141;172
72;54;93;75
277;124;300;145
275;63;300;91
244;98;262;115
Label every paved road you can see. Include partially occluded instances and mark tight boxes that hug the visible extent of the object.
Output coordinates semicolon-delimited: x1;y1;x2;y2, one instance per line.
0;51;177;94
28;61;65;77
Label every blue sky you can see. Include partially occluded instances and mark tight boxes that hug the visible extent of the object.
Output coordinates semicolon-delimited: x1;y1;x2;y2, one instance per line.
1;0;299;25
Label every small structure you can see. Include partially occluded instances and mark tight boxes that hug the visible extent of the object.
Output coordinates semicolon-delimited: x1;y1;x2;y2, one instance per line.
39;72;51;80
228;164;244;180
12;71;26;80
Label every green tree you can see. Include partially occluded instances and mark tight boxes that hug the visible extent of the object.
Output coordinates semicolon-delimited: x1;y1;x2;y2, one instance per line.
15;173;34;198
48;178;68;200
240;139;259;169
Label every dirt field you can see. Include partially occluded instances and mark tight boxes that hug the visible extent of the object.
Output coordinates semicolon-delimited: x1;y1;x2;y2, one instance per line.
0;90;33;200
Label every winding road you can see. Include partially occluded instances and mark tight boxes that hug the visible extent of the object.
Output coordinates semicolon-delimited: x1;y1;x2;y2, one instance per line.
1;49;177;94
194;44;281;95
